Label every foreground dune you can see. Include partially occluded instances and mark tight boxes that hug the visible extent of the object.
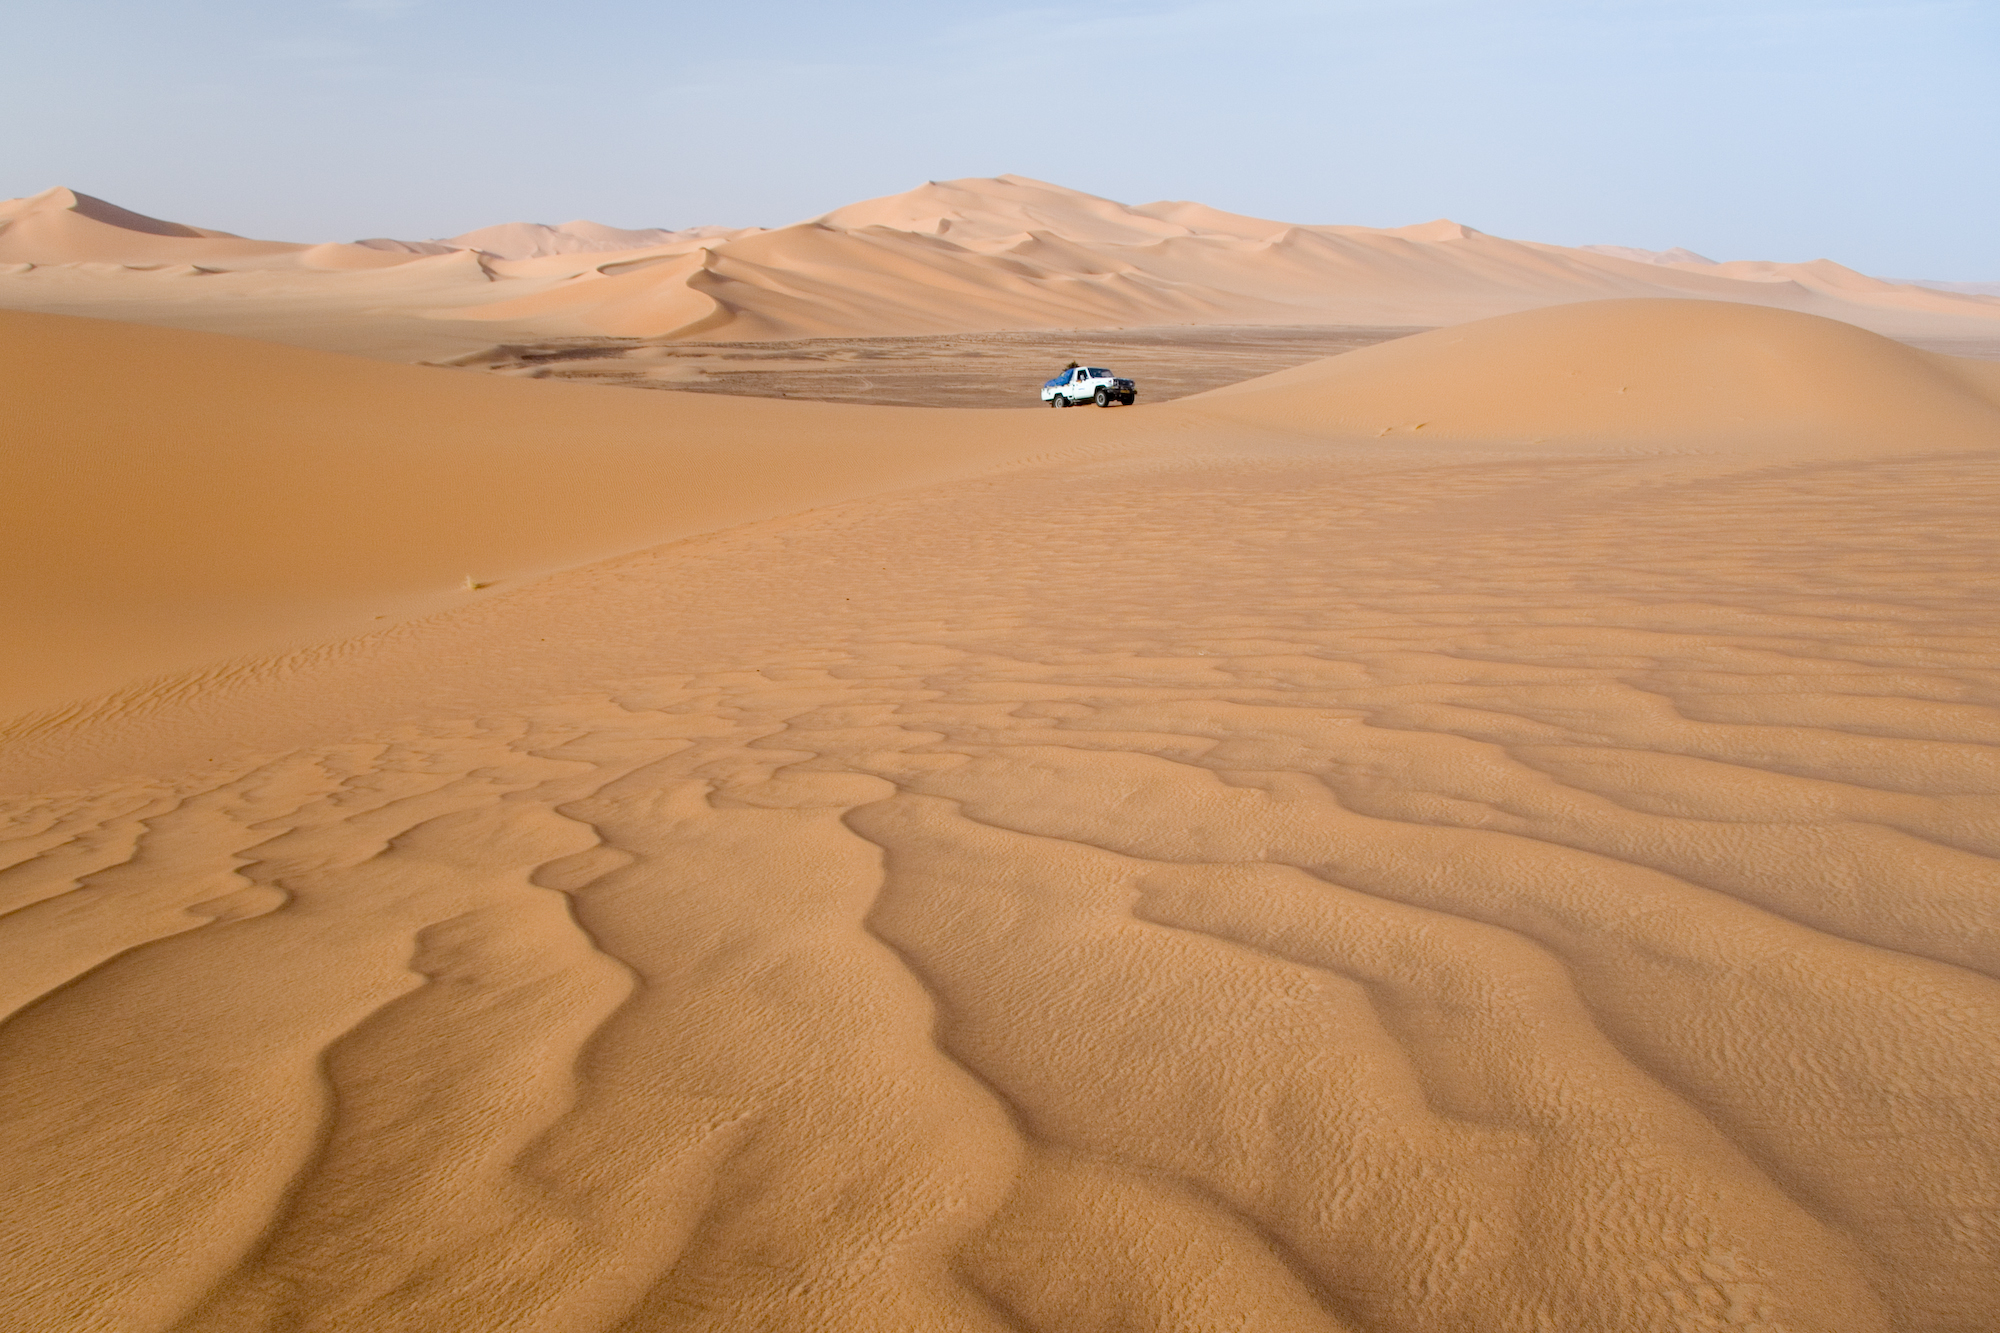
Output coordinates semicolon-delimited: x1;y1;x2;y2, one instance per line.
0;309;1127;717
3;298;1998;1332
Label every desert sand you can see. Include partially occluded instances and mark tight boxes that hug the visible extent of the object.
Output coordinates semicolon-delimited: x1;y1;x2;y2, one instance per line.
441;325;1431;408
5;177;1999;364
0;309;1093;717
3;281;1998;1333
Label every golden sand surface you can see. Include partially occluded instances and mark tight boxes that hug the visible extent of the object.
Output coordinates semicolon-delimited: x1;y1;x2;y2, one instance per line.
0;311;1094;717
3;299;1998;1332
6;178;1999;359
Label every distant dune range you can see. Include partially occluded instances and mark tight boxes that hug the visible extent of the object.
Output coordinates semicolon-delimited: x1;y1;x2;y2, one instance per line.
2;177;1996;361
3;184;1999;1333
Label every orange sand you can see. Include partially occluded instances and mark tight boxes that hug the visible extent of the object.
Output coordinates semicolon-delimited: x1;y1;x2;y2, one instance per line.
4;179;1998;361
2;297;1998;1333
0;310;1111;716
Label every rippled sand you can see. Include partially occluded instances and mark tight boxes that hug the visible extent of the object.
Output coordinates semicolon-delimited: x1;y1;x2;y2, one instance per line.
3;301;1997;1332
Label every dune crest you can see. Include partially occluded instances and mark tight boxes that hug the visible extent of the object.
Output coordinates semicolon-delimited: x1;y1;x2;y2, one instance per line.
442;176;2000;342
0;186;306;266
14;187;220;239
1189;298;2000;450
2;177;1995;359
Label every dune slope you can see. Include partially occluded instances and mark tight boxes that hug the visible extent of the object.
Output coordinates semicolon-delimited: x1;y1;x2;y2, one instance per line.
1187;298;2000;450
0;187;315;267
4;177;1998;359
1;298;1997;1333
444;176;2000;343
0;309;1134;717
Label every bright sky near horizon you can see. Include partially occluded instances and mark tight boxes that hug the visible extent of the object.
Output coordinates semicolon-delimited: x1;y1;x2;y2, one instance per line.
5;0;1994;276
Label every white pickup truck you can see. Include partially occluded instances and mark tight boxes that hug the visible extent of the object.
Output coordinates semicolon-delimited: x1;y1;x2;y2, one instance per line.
1041;365;1137;408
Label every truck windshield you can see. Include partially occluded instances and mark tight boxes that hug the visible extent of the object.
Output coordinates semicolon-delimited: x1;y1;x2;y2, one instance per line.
1086;368;1110;378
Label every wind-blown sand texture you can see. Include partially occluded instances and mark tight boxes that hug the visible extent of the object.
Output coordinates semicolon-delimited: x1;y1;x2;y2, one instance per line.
4;296;1999;1332
4;177;1998;363
0;310;1084;716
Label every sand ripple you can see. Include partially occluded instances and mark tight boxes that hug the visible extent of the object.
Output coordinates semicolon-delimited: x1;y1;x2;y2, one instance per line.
3;436;1997;1332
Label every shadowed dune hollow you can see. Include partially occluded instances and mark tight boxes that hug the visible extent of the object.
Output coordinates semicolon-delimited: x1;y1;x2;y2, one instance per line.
2;296;1999;1333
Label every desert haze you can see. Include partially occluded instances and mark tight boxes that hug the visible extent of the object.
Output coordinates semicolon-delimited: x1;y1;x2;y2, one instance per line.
2;177;1998;1333
5;175;1999;360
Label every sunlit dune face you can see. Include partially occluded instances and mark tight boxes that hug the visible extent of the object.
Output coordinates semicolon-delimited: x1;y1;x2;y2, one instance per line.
1;289;1997;1333
4;176;1997;358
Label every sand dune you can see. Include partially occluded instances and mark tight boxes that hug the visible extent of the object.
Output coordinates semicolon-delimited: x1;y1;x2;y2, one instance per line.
1578;243;1720;265
357;221;762;262
438;176;2000;343
0;186;292;264
0;309;1135;718
3;294;1998;1331
4;177;1996;364
15;298;1991;724
1187;298;2000;451
0;187;407;271
1898;279;2000;298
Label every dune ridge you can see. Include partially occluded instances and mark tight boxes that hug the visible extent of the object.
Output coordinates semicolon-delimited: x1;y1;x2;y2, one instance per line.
357;220;763;261
1186;298;2000;451
3;176;1996;363
2;293;1997;1332
0;187;388;270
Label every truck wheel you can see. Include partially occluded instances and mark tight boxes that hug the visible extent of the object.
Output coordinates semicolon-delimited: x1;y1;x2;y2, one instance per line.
1094;388;1110;407
1051;394;1067;408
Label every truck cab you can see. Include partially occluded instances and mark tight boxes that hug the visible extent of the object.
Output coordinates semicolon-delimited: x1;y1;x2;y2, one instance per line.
1042;366;1137;408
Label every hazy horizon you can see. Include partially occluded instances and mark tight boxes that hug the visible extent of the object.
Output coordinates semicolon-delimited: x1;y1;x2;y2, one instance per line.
5;0;1996;278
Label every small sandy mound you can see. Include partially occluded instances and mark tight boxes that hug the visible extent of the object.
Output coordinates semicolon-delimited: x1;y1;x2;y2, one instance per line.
1187;298;2000;450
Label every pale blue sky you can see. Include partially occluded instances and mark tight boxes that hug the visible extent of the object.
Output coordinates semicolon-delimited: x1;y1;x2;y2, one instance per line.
5;1;1994;275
